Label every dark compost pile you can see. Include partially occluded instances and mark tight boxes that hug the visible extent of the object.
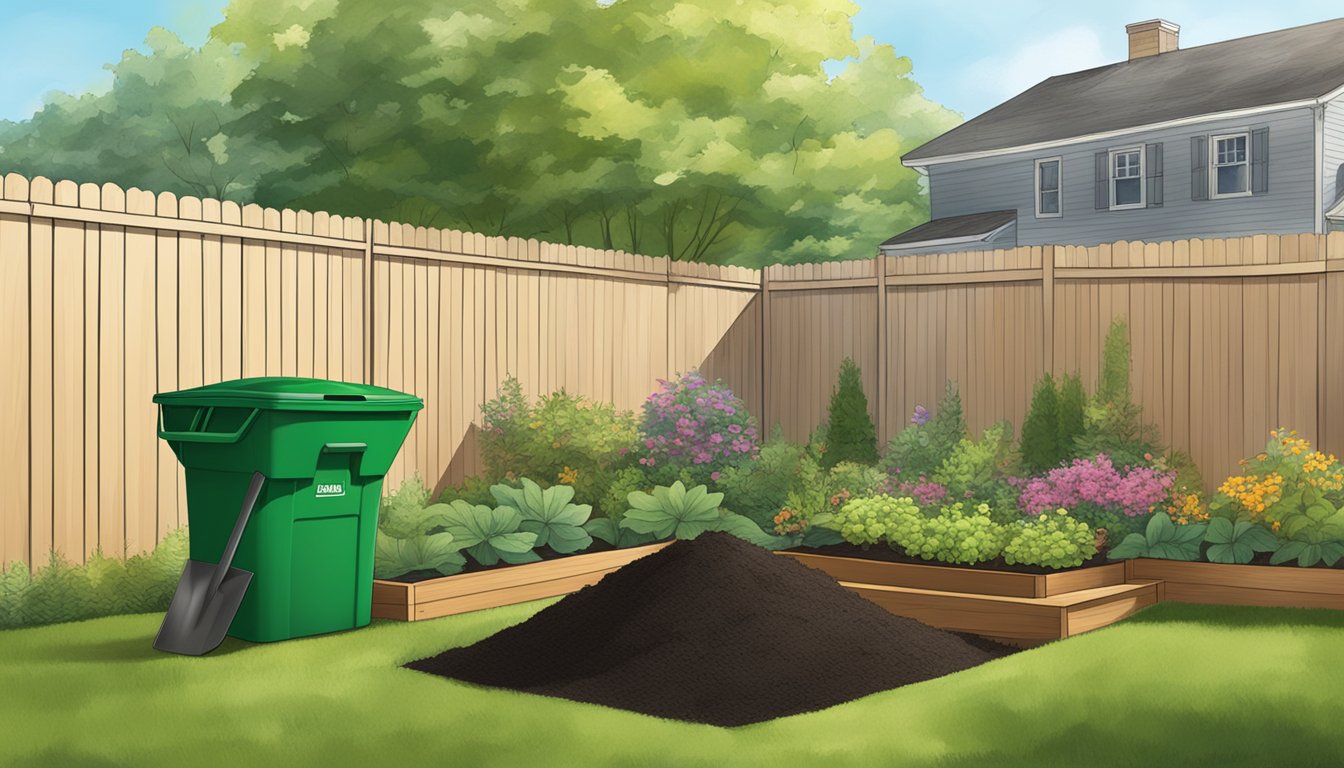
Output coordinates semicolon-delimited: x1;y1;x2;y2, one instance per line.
407;532;1015;726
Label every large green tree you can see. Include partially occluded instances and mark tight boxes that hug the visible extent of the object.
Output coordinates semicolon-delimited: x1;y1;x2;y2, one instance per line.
0;0;959;265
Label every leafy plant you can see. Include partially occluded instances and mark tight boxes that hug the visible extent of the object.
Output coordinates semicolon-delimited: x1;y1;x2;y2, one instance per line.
713;513;792;550
491;478;594;554
1003;508;1097;569
1107;512;1206;561
1020;374;1061;473
823;358;878;467
716;435;807;530
827;495;921;547
1203;518;1279;565
1272;502;1344;567
933;421;1017;501
619;481;725;540
598;466;652;523
438;474;498;507
379;476;435;538
893;502;1008;565
373;531;464;579
583;517;657;549
639;372;759;486
435;501;540;566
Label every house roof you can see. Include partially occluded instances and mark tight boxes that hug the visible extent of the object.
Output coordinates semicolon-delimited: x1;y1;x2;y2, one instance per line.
903;17;1344;164
880;210;1016;249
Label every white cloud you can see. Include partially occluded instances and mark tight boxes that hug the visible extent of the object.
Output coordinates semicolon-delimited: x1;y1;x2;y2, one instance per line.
960;25;1113;110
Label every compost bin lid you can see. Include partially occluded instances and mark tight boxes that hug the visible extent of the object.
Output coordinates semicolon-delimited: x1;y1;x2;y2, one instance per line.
153;377;424;412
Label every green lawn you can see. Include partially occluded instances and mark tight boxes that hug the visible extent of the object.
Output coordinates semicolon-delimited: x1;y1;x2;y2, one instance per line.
5;601;1344;767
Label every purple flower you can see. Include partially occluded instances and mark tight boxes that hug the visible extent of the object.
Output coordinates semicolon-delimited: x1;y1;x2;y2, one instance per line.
911;405;930;426
1017;455;1174;517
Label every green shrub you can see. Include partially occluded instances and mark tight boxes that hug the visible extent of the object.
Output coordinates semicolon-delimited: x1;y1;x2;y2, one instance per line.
1004;509;1097;569
438;474;498;507
716;436;807;530
1020;374;1061;473
893;502;1008;565
1056;373;1086;460
932;421;1016;501
826;461;890;502
1075;320;1162;467
0;529;189;631
379;476;442;539
479;376;640;513
823;358;878;468
828;495;921;547
884;382;967;479
599;466;653;523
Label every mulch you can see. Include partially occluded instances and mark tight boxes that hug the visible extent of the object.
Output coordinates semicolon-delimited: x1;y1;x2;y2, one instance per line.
406;531;1016;726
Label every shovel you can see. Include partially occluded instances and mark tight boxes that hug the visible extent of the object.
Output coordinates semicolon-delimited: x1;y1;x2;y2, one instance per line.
154;472;266;656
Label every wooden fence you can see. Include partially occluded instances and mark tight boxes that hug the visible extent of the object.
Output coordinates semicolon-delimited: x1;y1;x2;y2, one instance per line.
760;234;1344;498
0;172;759;568
4;168;1344;567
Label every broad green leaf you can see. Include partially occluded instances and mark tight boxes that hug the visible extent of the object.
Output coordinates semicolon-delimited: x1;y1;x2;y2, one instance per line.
373;530;464;579
584;517;619;546
1107;532;1149;560
1204;517;1235;545
1271;541;1307;566
1144;511;1174;544
714;513;789;550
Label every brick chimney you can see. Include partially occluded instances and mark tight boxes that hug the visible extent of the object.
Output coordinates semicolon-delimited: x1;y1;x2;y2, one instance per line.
1126;19;1180;60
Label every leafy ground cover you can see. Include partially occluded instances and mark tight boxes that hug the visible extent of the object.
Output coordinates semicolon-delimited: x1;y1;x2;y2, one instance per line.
5;602;1344;767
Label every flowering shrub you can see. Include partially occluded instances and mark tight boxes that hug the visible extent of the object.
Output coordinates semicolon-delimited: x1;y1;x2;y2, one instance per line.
883;477;949;508
479;376;640;513
1017;455;1174;519
1004;508;1097;569
639;372;759;485
1211;429;1344;528
883;384;967;479
716;437;806;530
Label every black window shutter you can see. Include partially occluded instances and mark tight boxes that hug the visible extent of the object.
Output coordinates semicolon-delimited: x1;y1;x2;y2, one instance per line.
1252;127;1269;195
1095;151;1109;210
1191;135;1209;201
1146;142;1164;207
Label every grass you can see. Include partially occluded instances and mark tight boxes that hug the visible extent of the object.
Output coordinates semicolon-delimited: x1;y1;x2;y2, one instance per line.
4;602;1344;767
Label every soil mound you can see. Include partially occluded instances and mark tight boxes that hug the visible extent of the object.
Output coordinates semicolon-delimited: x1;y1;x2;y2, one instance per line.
407;532;1014;726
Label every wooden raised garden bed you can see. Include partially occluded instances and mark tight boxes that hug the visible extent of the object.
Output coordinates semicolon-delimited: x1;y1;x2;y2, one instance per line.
372;542;670;621
1126;558;1344;610
778;551;1127;598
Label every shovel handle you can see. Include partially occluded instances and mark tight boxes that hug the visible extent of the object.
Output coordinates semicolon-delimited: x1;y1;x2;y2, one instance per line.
206;472;266;598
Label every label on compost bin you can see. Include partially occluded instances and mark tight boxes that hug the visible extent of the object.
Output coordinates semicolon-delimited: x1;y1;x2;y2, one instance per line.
316;483;346;498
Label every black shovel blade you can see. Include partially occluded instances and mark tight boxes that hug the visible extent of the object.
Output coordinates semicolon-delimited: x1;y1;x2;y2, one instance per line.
153;560;254;656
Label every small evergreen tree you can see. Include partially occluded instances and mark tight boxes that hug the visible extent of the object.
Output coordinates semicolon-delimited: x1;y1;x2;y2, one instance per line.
1076;320;1162;466
823;358;878;468
1056;372;1086;461
1020;374;1060;473
929;381;968;458
1095;319;1132;406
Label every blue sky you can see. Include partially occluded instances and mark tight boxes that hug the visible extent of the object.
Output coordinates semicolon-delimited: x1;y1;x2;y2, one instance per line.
0;1;1339;122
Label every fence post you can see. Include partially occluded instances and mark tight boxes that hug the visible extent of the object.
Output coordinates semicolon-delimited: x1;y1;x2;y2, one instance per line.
759;266;771;434
1042;245;1055;376
363;222;375;385
875;254;888;445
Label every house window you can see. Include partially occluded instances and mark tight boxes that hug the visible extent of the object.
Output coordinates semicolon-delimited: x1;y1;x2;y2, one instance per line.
1035;157;1061;218
1110;147;1144;209
1211;132;1250;197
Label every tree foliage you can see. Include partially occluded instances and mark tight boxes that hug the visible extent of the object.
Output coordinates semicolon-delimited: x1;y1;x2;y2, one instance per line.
1020;374;1060;474
823;358;878;468
0;0;959;266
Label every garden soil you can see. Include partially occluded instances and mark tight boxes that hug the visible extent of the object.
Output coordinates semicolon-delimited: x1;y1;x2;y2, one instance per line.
406;532;1015;726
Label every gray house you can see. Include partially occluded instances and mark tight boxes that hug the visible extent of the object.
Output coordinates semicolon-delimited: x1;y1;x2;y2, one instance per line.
885;18;1344;256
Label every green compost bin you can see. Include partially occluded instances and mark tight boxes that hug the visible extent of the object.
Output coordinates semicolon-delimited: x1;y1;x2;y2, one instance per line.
153;377;422;643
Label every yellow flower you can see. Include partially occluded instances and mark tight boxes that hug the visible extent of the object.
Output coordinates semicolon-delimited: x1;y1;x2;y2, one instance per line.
558;466;579;485
529;420;542;430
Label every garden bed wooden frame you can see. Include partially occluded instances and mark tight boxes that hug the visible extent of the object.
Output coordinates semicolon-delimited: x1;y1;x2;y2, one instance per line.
779;551;1127;598
1126;558;1344;610
372;542;670;621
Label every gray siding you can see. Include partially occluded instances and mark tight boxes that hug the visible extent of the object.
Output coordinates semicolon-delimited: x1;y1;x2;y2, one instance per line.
1323;95;1344;211
927;106;1317;246
881;222;1016;257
